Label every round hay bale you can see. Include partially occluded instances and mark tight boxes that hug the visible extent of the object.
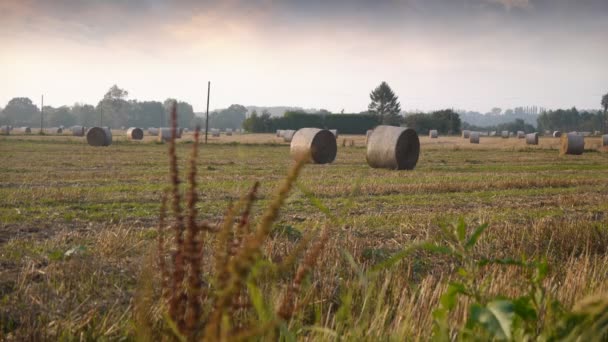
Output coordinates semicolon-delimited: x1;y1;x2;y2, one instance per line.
553;131;562;138
469;132;480;144
86;127;112;146
501;130;509;138
126;127;144;140
211;129;220;137
158;128;172;142
71;126;85;137
560;133;584;155
0;125;9;135
365;129;373;145
148;127;159;136
517;131;525;139
366;125;420;170
290;128;337;164
462;130;471;139
329;129;338;138
429;130;438;139
226;128;233;136
276;129;282;137
602;134;608;147
282;130;296;142
489;131;496;137
17;126;31;134
526;132;539;145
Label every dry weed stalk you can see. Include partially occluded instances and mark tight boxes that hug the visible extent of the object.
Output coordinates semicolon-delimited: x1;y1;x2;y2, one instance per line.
156;101;328;341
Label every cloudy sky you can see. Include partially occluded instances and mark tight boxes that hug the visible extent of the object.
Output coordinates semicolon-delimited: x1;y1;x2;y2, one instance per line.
1;0;607;113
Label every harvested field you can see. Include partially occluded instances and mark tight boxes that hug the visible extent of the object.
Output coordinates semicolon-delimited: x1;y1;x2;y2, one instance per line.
1;134;608;339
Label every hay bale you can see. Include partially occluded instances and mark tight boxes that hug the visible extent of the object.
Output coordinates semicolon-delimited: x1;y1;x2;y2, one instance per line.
594;130;601;136
282;130;296;142
501;130;509;138
329;129;338;138
71;126;85;137
517;131;525;138
469;132;480;144
365;129;373;145
429;130;438;139
602;134;608;147
86;127;112;146
158;128;172;142
553;131;562;138
126;127;144;140
0;125;9;135
366;125;420;170
526;132;539;145
462;130;471;139
211;129;220;137
290;128;337;164
489;131;496;137
560;133;584;155
17;126;31;134
148;127;159;136
226;128;233;136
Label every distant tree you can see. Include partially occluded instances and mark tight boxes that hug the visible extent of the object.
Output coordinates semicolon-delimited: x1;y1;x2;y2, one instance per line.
490;107;502;115
209;104;247;129
2;97;39;126
71;103;97;126
48;106;76;127
104;85;129;100
368;82;402;125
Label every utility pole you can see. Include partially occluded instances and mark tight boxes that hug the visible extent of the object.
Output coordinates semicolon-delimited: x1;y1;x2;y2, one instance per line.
205;81;210;144
40;95;44;134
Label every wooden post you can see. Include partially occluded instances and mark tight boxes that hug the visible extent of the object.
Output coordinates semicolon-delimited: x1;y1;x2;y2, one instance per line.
40;95;44;133
205;81;210;144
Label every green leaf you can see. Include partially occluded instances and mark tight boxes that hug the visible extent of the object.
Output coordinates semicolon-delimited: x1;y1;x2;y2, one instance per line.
465;223;488;250
456;218;467;242
469;300;515;340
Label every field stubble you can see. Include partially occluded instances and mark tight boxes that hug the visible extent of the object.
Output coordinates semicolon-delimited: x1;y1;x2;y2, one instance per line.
1;133;608;339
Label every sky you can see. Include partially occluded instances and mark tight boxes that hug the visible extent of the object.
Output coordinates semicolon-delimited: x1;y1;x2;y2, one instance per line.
1;0;607;113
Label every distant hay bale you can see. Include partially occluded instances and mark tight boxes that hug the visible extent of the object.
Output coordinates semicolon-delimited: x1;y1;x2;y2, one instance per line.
126;127;144;140
44;127;63;134
501;130;509;138
365;129;373;145
148;127;159;136
490;131;496;137
158;128;172;142
553;131;562;138
211;129;220;137
469;132;480;144
86;127;112;146
276;129;283;137
429;130;438;138
517;131;525;138
329;129;338;138
594;130;601;136
0;125;9;135
462;130;471;139
526;132;539;145
290;128;337;164
366;125;420;170
226;128;233;136
560;133;584;155
71;126;85;136
282;130;296;142
17;126;31;134
602;134;608;147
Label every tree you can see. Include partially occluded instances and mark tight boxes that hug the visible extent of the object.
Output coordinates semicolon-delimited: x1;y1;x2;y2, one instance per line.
104;85;128;100
48;106;76;127
2;97;39;126
368;82;402;125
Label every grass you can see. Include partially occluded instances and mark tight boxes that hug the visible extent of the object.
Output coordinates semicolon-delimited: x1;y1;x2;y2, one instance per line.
1;132;608;339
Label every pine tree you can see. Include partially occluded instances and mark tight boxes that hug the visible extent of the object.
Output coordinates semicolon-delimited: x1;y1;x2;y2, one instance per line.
368;82;402;125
